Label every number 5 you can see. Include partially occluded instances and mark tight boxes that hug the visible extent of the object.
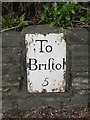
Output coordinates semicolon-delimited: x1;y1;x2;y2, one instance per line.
42;78;49;86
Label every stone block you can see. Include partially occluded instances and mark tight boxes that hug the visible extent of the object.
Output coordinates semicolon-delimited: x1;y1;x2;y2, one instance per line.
2;63;20;75
2;31;24;47
66;28;88;45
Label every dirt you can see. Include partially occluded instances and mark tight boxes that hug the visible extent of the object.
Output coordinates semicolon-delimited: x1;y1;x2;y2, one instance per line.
2;106;90;119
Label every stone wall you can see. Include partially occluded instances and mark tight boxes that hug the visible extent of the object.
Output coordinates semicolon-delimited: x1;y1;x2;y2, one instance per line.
2;25;89;112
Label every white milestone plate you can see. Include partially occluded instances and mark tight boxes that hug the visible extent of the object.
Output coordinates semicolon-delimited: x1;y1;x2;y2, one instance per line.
25;33;66;93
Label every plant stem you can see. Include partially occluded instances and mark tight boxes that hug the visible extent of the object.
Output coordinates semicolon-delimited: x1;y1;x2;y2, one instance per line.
0;25;20;33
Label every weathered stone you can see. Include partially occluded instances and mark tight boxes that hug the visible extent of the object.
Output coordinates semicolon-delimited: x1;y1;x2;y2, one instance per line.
2;74;20;83
71;66;88;72
2;54;20;64
73;78;88;83
71;52;88;58
2;26;89;113
71;45;88;52
2;63;20;75
72;72;88;78
71;59;88;66
16;92;72;110
65;94;88;107
0;64;2;75
21;24;62;35
72;83;89;90
2;81;19;88
2;31;24;47
66;28;88;45
74;90;89;95
2;47;21;63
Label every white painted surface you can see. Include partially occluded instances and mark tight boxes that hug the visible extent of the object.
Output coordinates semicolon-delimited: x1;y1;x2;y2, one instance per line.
25;33;66;93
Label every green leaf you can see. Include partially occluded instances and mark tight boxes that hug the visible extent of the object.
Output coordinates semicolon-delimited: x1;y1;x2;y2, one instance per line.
20;13;26;22
80;17;86;22
86;9;90;21
50;21;56;26
53;2;58;10
71;9;75;14
43;4;49;11
67;26;72;30
19;21;28;27
65;16;70;21
40;13;45;20
61;27;65;33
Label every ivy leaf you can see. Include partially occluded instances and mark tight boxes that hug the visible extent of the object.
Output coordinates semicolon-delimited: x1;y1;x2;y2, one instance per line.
50;21;56;26
80;17;86;22
40;13;45;20
19;21;28;27
67;26;72;30
65;16;70;21
20;13;26;22
71;9;75;14
61;27;65;33
43;4;49;11
53;2;58;11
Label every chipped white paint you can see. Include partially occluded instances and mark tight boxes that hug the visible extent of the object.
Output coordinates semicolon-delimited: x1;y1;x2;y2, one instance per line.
25;33;66;93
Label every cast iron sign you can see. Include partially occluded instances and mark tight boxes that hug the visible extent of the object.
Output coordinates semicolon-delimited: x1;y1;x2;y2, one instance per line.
25;33;66;93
